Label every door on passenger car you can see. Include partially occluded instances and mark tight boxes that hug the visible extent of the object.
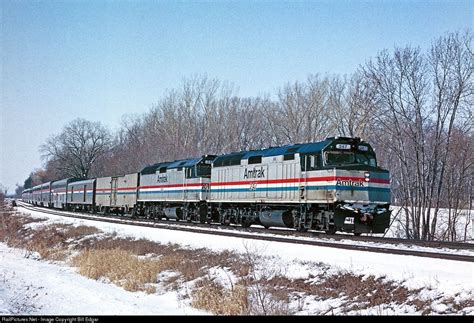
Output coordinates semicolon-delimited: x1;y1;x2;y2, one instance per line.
111;177;118;207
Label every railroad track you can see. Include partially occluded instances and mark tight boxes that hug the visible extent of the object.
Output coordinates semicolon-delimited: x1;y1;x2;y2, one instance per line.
15;202;474;263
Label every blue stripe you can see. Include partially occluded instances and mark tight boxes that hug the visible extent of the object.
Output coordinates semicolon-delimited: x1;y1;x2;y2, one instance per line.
307;185;390;192
96;192;136;195
139;189;202;194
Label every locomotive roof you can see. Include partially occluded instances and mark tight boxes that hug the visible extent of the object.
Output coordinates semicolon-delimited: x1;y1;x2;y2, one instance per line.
213;139;333;167
141;155;216;173
166;157;202;170
167;155;219;170
140;161;172;175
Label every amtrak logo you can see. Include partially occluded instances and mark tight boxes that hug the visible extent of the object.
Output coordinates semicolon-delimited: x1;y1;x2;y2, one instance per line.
243;167;265;179
336;179;366;187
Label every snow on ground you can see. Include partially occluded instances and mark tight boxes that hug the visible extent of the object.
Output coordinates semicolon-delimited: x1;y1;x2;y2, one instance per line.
385;206;472;242
0;242;207;315
17;207;474;297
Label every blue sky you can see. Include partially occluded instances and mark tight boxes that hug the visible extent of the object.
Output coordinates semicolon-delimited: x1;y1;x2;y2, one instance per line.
1;0;472;193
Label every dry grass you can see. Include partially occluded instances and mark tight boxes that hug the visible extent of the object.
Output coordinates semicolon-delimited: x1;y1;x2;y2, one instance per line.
0;212;47;250
26;224;101;261
442;295;474;314
0;212;100;261
192;278;249;315
78;236;249;283
262;272;425;314
63;225;100;239
71;248;162;293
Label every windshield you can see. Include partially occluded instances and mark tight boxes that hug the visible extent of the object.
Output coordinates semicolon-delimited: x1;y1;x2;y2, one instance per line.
196;164;211;177
325;151;377;167
355;153;377;167
325;151;355;166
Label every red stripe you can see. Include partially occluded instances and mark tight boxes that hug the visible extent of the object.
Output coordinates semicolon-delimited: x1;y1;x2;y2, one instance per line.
96;187;137;192
139;183;204;189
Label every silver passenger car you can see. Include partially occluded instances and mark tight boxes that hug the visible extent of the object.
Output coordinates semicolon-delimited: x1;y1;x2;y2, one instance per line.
66;179;96;210
40;182;52;207
95;173;139;214
51;178;81;209
21;188;32;203
31;185;41;205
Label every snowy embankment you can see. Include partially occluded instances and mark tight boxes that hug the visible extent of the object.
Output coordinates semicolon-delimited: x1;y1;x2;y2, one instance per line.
20;207;473;293
0;243;205;315
1;206;473;315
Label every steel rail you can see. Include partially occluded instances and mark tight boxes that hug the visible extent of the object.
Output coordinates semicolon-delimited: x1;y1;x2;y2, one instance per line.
16;202;474;263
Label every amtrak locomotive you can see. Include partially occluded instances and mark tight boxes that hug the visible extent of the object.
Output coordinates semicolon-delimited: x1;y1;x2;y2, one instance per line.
22;137;391;235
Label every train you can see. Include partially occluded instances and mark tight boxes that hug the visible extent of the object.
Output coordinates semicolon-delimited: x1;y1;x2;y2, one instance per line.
21;136;392;235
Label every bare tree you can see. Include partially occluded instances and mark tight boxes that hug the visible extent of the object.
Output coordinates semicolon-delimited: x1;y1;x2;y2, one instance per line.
265;74;331;145
40;118;112;179
363;30;473;240
327;73;378;139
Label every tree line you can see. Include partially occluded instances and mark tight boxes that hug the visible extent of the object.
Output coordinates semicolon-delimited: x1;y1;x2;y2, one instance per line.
21;30;473;241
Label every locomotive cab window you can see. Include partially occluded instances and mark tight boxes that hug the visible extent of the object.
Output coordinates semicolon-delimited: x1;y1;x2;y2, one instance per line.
185;163;211;178
325;151;377;167
355;153;377;167
325;151;355;166
301;154;320;171
196;163;211;178
186;167;196;178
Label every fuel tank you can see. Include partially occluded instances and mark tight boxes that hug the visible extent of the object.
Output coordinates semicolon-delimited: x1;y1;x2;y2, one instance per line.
259;210;294;228
164;207;184;220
